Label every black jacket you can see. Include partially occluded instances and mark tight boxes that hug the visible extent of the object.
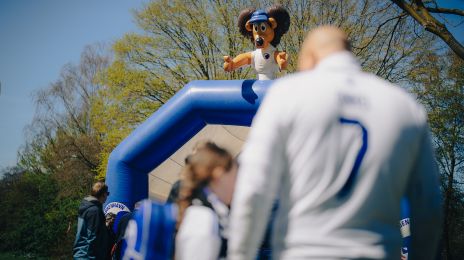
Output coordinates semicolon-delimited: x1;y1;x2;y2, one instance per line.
73;196;111;260
111;211;134;260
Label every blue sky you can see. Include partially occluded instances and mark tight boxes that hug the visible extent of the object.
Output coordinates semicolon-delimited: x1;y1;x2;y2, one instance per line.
0;0;145;169
0;0;462;170
435;0;464;41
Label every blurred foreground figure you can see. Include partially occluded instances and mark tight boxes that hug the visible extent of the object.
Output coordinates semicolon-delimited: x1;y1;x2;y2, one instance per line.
229;26;442;260
120;142;237;260
176;142;238;260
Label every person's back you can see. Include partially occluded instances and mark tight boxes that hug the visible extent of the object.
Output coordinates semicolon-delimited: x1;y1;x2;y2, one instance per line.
267;54;436;258
229;27;442;260
73;181;111;260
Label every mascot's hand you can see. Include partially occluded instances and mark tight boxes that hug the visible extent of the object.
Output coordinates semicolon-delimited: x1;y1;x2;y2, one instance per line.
277;52;288;70
223;56;234;72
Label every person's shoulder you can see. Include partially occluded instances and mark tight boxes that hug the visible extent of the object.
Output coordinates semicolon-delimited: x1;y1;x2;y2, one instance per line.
184;206;217;224
267;71;315;97
362;72;427;123
85;204;100;215
83;200;102;215
179;206;218;236
273;71;315;88
361;72;406;94
258;71;318;114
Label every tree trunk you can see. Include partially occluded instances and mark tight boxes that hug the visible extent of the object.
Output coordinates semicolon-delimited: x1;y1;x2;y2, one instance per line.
443;153;456;259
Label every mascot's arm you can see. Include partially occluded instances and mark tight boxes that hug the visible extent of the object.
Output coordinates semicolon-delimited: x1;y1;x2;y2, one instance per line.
223;52;252;72
274;51;288;70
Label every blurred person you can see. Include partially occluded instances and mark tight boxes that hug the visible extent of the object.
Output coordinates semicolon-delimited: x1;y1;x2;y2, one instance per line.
175;141;238;260
106;212;116;230
167;141;214;205
73;181;112;260
110;201;141;260
166;180;181;203
228;26;442;260
168;142;276;260
105;212;117;259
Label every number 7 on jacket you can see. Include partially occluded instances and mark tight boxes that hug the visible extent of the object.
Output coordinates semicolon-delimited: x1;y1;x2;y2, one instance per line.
337;117;368;198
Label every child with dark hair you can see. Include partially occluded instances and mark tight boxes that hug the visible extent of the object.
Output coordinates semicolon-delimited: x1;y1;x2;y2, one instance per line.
175;142;238;260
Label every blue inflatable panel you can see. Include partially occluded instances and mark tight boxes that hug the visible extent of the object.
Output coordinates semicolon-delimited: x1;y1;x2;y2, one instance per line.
105;80;272;209
121;200;177;260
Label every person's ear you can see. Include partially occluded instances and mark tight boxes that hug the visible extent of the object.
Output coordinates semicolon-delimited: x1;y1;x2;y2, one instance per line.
245;21;253;32
268;18;277;29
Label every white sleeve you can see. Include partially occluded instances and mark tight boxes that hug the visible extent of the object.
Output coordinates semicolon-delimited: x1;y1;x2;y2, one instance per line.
228;86;287;260
175;206;221;260
406;124;443;260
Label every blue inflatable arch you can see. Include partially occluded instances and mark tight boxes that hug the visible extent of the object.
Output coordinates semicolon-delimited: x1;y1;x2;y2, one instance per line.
105;80;272;209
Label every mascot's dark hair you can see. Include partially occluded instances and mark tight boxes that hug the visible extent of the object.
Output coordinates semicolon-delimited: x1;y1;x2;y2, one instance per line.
237;5;290;47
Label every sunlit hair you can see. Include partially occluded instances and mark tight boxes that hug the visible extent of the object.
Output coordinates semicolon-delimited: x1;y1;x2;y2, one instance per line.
91;181;108;199
177;141;233;228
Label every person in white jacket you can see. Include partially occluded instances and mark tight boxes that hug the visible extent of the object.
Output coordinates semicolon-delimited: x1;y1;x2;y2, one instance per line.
228;26;442;260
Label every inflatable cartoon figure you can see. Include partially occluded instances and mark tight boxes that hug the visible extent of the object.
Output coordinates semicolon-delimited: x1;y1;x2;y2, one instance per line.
223;5;290;80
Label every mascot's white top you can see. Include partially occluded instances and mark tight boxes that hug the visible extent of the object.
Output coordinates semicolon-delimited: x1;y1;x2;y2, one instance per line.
251;45;278;80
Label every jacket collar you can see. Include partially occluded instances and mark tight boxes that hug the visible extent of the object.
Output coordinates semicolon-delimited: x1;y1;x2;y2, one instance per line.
85;195;99;202
85;195;102;206
314;51;361;72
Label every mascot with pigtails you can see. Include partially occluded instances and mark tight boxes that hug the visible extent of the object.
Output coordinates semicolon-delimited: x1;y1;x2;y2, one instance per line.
223;5;291;80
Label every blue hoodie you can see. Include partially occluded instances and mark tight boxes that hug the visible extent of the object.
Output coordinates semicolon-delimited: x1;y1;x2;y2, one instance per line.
73;196;111;260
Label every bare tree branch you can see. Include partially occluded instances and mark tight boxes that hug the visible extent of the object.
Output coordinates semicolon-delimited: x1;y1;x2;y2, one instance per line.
391;0;464;59
426;7;464;17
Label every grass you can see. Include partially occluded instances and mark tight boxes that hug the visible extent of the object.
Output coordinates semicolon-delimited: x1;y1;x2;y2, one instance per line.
0;252;48;260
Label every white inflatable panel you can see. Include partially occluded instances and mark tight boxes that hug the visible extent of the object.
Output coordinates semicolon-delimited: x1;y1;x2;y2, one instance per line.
148;125;249;201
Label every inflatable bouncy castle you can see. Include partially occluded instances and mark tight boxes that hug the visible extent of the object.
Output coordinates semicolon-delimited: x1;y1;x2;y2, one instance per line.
104;80;270;212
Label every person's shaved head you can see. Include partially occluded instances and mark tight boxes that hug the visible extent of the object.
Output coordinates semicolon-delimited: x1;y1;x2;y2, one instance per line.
298;26;351;71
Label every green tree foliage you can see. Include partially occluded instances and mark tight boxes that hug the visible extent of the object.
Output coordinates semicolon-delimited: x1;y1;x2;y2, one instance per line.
2;45;111;258
280;0;435;81
20;44;109;187
0;167;58;256
409;51;464;259
92;0;435;177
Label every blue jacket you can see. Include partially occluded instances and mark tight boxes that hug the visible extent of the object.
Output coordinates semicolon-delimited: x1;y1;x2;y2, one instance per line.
73;196;111;260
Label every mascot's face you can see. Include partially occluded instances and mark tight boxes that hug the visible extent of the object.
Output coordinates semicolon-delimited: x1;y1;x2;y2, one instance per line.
246;18;277;49
238;6;290;51
252;22;275;49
